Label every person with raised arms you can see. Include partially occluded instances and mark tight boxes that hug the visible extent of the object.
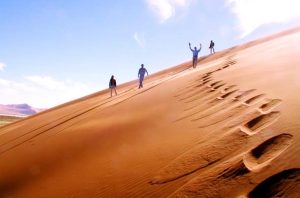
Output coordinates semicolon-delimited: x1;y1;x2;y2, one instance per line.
189;42;202;68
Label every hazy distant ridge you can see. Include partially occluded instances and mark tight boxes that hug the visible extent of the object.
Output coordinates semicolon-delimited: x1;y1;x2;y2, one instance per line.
0;104;44;116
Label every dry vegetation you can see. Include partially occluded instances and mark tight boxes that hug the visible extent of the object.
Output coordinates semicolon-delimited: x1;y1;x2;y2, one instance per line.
0;115;22;127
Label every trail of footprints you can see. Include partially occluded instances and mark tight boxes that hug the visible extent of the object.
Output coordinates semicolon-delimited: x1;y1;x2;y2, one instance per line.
150;58;298;197
166;133;294;197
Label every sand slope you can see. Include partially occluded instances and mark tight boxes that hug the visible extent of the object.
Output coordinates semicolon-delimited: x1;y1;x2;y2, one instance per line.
1;27;300;197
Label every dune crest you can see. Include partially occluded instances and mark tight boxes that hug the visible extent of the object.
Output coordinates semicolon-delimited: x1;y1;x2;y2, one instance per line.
1;26;300;197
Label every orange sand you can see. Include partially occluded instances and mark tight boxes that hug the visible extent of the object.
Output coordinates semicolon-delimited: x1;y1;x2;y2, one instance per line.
0;26;300;197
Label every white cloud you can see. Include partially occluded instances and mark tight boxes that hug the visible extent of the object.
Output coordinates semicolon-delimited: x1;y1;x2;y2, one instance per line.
0;76;96;108
146;0;193;23
25;75;65;90
0;62;6;71
133;32;146;48
228;0;300;37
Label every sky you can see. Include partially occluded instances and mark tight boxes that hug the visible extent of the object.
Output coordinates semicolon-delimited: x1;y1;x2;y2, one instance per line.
1;0;300;108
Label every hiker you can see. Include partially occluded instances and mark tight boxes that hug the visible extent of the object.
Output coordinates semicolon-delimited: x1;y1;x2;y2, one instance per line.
138;64;148;88
209;40;215;54
189;42;202;68
109;75;117;97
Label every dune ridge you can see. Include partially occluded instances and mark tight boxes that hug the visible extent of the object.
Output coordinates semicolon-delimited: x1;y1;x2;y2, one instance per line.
1;26;300;197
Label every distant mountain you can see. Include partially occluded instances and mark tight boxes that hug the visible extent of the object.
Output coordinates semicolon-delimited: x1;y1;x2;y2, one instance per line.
0;104;45;116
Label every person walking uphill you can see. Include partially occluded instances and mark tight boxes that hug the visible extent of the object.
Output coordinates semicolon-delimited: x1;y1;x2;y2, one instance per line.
109;75;117;97
189;42;202;68
138;64;148;88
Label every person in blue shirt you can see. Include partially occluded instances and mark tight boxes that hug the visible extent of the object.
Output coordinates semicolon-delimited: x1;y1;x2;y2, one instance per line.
138;64;149;88
189;42;202;68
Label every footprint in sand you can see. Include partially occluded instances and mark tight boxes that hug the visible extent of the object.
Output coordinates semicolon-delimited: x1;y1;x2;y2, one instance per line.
167;133;294;197
259;98;282;113
182;85;238;112
209;56;237;73
195;95;280;130
214;56;237;71
174;84;237;121
179;90;245;124
182;83;230;105
224;56;237;67
243;133;293;172
206;80;223;88
151;91;282;185
248;168;300;198
181;91;266;126
175;68;231;98
189;89;257;124
240;111;281;135
178;81;220;102
175;78;229;105
222;59;236;69
174;77;213;98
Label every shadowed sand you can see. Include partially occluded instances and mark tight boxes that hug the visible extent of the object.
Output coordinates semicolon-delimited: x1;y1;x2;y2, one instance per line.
1;26;300;197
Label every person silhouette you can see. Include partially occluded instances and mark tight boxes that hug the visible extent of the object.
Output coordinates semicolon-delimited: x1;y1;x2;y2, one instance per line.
189;42;202;68
209;40;215;54
109;75;117;97
138;64;148;88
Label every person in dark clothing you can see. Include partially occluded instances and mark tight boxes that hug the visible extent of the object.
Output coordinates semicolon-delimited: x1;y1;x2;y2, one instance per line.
189;42;202;68
109;75;117;97
138;64;149;88
209;40;215;54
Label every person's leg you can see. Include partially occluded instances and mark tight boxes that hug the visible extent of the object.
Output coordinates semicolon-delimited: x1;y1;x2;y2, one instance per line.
110;88;112;97
114;87;117;95
192;57;196;68
142;76;144;87
193;56;197;68
139;78;142;88
139;76;144;88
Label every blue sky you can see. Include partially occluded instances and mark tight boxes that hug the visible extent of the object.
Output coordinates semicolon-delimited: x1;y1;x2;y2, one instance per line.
1;0;300;108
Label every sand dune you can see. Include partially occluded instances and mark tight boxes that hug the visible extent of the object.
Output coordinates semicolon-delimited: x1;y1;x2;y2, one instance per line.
1;26;300;197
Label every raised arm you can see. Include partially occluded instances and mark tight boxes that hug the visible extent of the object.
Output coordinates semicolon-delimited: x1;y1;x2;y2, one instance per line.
198;43;202;52
189;42;193;51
